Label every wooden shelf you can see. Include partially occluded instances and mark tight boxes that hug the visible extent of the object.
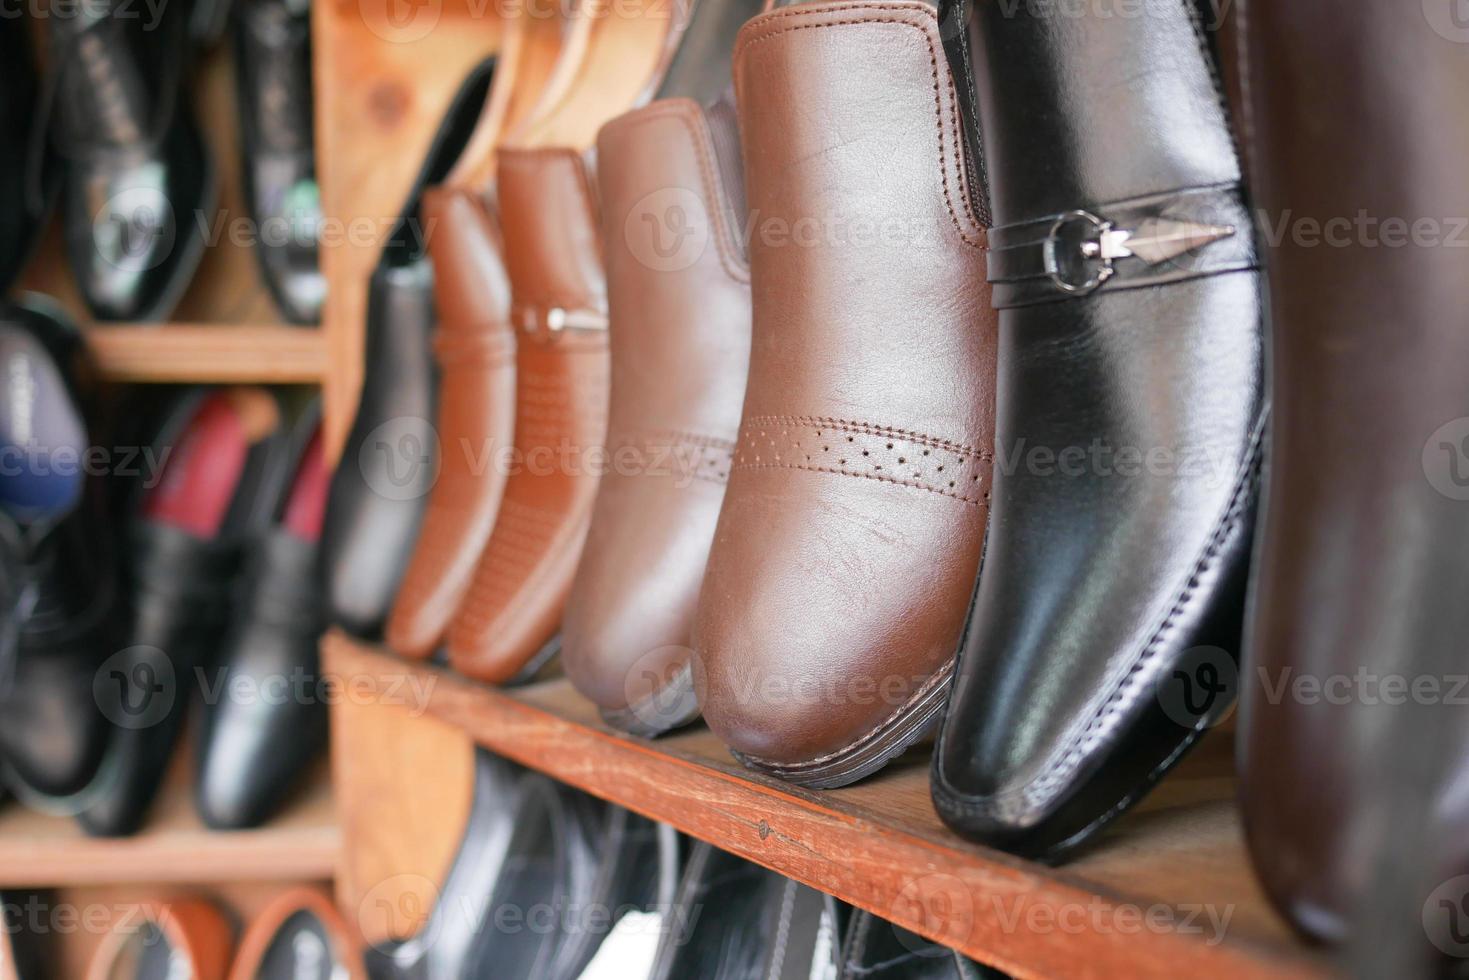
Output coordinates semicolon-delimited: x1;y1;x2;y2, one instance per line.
325;633;1331;980
0;760;338;888
85;324;327;384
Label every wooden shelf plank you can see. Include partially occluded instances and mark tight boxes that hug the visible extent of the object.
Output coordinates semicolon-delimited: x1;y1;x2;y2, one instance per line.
86;324;326;384
324;633;1330;980
0;760;338;887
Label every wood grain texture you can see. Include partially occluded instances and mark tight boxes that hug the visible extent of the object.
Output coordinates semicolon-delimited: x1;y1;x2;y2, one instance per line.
313;0;506;460
0;757;337;888
324;633;1331;980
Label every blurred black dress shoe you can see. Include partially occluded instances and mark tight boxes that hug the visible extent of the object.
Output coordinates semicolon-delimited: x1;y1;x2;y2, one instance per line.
0;297;119;800
195;397;327;829
79;387;291;836
0;15;56;296
462;775;680;980
321;57;495;639
365;750;521;980
648;841;843;980
235;0;325;324
48;0;214;322
839;910;1005;980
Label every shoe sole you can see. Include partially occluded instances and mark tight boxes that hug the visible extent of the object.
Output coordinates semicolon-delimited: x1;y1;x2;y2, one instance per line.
728;658;955;789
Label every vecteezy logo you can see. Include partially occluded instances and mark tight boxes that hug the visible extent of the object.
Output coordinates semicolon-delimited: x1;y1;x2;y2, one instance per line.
1424;0;1469;42
621;647;699;733
93;189;177;273
1423;417;1469;500
359;416;440;501
94;646;176;730
358;874;441;956
624;187;711;273
358;0;442;43
1423;875;1469;957
1155;646;1238;729
889;873;974;952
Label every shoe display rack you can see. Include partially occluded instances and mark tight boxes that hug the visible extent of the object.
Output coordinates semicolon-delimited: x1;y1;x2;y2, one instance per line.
8;5;1337;980
5;9;337;955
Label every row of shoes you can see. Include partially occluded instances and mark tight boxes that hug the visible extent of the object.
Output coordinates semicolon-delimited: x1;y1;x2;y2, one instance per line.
365;750;999;980
0;0;324;322
0;296;329;834
1;884;357;979
321;0;1469;964
0;758;1000;980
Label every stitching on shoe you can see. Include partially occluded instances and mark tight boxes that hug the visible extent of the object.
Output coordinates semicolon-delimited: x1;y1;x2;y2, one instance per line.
734;2;986;250
604;99;751;284
932;413;1267;816
737;659;954;770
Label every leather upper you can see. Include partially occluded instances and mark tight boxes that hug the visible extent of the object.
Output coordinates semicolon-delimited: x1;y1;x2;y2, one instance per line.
446;147;610;684
561;97;751;732
50;0;212;322
227;886;363;980
386;188;516;659
693;0;995;779
1234;0;1469;947
931;0;1265;858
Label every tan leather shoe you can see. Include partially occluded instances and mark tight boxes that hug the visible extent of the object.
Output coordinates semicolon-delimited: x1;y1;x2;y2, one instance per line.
86;898;233;980
561;97;752;735
693;0;997;787
445;0;687;684
384;12;570;659
227;887;363;980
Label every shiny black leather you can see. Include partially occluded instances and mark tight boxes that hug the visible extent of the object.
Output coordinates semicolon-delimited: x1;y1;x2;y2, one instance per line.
320;58;497;640
932;0;1266;859
0;299;119;800
0;18;53;295
195;400;325;829
839;911;1002;980
49;0;213;322
80;388;293;836
648;842;842;980
365;750;523;980
235;0;325;324
461;775;679;980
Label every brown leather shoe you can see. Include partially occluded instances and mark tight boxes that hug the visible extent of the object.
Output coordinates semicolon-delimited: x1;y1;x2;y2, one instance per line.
385;188;516;659
227;887;363;980
1235;0;1469;956
561;97;751;735
692;0;996;787
445;0;686;684
85;898;233;980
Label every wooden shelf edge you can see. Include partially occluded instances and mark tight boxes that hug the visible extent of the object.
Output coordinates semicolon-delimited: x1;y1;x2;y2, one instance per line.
324;633;1328;980
0;760;339;888
86;324;327;384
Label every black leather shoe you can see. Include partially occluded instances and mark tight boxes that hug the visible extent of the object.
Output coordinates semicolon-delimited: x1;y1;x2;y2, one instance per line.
195;397;327;829
931;0;1266;859
461;774;680;980
79;387;293;836
48;0;214;322
365;750;523;980
234;0;325;324
0;297;119;800
0;17;55;295
648;841;843;980
320;57;496;639
839;910;1004;980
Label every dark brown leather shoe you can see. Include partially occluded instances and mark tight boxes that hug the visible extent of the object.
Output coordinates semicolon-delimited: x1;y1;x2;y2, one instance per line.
561;97;750;736
693;0;996;788
1235;0;1469;954
385;188;516;660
